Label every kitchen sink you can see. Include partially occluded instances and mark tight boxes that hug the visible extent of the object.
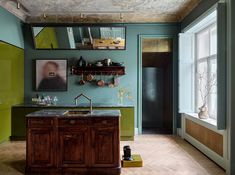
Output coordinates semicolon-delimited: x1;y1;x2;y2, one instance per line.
64;110;91;116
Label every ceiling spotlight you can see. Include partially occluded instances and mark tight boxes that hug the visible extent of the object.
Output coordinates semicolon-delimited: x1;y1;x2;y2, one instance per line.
17;1;20;9
120;13;124;20
80;13;84;19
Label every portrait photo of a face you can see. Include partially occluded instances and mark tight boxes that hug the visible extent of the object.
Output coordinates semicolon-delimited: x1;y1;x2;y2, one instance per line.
36;60;67;91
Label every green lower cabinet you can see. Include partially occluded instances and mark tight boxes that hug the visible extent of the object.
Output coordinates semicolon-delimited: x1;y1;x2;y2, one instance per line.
94;107;135;141
11;107;39;140
119;108;135;141
11;106;135;141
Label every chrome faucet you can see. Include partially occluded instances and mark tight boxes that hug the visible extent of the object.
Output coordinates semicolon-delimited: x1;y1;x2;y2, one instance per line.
74;93;92;113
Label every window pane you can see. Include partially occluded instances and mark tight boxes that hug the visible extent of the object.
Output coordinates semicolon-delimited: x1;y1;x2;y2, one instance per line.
197;61;208;110
195;22;217;120
208;58;217;119
210;25;217;55
197;30;210;59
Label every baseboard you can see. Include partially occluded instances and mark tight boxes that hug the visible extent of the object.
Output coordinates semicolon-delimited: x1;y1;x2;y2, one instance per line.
10;136;26;141
121;136;134;141
0;137;10;144
177;128;182;137
135;128;139;135
0;139;7;144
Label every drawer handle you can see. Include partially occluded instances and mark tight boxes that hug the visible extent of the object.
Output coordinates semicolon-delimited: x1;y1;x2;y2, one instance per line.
31;120;44;124
70;120;76;124
65;135;73;138
102;120;107;124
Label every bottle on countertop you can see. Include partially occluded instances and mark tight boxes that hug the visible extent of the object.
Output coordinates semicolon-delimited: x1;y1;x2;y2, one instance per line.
53;96;58;105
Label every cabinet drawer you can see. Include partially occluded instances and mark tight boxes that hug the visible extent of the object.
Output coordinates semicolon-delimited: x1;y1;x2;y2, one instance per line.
59;119;87;127
89;118;117;126
27;118;53;127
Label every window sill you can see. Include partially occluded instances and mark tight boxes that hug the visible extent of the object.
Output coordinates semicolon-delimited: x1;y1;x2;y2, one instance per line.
183;113;223;134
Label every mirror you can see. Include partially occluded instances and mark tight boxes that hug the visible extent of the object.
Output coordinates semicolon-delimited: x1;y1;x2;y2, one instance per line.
32;26;126;50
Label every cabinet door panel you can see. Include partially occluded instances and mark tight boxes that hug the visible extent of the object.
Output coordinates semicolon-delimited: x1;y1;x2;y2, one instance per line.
59;128;88;167
27;128;55;167
91;127;119;167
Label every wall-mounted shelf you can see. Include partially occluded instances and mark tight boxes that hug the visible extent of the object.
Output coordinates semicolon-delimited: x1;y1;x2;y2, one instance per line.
71;66;125;75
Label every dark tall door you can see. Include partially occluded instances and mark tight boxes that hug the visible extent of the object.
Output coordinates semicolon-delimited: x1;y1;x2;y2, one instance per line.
142;68;164;129
142;52;173;134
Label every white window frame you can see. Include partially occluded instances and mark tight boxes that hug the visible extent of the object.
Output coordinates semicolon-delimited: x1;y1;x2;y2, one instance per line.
195;23;217;120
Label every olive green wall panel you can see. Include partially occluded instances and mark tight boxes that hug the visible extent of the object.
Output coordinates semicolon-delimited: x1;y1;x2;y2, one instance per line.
35;27;59;49
0;41;24;143
0;108;11;143
11;106;134;141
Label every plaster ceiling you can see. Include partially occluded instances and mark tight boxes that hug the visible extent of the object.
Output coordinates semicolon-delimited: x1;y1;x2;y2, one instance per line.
0;0;201;23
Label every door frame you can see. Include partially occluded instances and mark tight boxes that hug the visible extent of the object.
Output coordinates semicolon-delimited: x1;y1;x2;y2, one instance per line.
137;34;178;134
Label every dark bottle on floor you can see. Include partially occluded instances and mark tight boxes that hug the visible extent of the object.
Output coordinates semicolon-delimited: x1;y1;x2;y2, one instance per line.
123;145;132;161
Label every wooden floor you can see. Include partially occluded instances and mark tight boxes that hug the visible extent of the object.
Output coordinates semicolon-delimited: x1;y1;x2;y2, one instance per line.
0;135;225;175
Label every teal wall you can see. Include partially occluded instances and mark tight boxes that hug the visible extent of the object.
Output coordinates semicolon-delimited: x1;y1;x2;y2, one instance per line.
0;7;24;48
24;23;180;127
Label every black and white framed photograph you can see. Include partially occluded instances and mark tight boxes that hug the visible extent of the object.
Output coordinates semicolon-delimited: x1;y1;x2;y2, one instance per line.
36;59;67;91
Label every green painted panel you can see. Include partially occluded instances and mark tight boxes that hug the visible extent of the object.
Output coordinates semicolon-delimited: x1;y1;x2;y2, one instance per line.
35;27;59;49
11;108;25;138
0;41;24;142
0;108;11;143
118;108;135;136
11;106;134;140
94;107;135;139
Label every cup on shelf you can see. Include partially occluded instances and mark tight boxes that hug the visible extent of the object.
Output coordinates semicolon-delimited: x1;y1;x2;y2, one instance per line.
96;62;103;67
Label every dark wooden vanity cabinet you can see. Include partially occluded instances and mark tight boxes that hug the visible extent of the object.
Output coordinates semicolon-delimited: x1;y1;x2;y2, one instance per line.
59;127;89;167
26;116;120;175
27;118;56;169
91;127;119;167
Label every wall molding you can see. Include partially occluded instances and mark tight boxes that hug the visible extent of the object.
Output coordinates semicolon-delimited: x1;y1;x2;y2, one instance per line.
135;128;139;135
137;34;179;135
177;128;182;137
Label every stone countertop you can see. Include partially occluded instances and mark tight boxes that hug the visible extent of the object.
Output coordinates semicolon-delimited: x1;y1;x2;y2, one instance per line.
26;109;121;118
13;103;134;108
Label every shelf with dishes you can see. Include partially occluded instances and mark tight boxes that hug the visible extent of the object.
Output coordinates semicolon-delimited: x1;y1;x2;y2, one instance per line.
70;57;125;87
71;56;125;76
71;67;124;87
71;66;125;76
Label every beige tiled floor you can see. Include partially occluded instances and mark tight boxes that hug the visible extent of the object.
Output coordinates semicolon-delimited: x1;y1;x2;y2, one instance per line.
0;135;225;175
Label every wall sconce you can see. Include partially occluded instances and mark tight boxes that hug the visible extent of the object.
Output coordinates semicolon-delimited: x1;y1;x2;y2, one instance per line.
80;13;85;19
17;1;20;9
120;13;124;20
